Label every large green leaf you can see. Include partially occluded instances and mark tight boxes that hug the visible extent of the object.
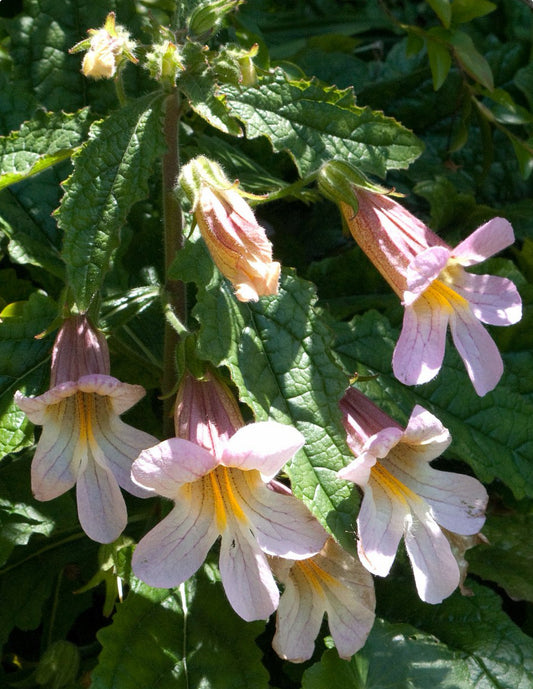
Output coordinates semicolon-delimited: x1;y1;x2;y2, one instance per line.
334;310;533;499
0;293;57;458
467;512;533;603
0;453;77;567
90;574;269;689
59;92;166;312
376;579;533;689
302;618;471;689
220;69;424;177
0;109;91;192
171;236;359;549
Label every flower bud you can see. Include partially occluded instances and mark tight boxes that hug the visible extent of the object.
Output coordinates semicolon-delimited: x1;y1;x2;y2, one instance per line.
179;156;280;302
69;12;137;80
189;0;243;37
145;40;184;88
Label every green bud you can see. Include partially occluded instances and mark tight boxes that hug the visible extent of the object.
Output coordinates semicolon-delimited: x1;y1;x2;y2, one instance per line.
35;641;80;689
189;0;243;37
145;41;184;87
317;160;390;210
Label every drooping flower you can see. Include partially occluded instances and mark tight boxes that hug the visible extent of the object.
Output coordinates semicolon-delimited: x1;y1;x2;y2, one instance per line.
179;156;281;302
15;315;158;543
131;370;326;621
69;12;137;80
271;537;375;662
340;188;522;395
337;386;487;604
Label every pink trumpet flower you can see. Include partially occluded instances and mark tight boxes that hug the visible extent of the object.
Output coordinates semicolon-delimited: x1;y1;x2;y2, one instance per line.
337;386;488;604
131;371;326;621
341;188;522;395
15;315;158;543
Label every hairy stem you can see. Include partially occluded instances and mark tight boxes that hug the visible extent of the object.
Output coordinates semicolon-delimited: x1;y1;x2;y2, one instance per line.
162;90;186;436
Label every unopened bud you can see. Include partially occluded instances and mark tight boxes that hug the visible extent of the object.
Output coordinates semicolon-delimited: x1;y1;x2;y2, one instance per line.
69;12;137;80
179;156;280;302
189;0;243;37
145;40;184;87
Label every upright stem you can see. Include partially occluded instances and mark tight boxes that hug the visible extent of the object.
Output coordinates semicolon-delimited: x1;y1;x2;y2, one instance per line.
162;90;186;436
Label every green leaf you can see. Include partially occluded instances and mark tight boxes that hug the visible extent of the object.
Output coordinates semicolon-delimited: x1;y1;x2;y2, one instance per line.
0;453;77;567
0;109;91;192
0;293;57;457
467;512;533;602
302;618;471;688
59;92;166;312
451;0;497;24
334;311;533;499
179;42;242;136
0;166;68;278
91;574;269;689
515;62;533;110
173;235;359;548
426;34;452;90
426;0;452;28
450;30;494;90
377;579;533;689
508;135;533;181
221;70;424;177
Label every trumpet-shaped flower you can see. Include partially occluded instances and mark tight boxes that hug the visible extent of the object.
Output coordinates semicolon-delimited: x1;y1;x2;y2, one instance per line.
180;156;280;302
337;387;487;604
272;537;375;662
341;189;522;395
15;316;158;543
131;371;326;621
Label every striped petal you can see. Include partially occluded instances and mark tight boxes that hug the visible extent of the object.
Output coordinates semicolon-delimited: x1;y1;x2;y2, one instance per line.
132;482;218;587
76;459;127;544
453;217;515;265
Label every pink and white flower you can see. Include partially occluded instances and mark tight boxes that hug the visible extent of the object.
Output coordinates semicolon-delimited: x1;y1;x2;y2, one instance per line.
337;386;488;604
272;537;375;662
341;189;522;395
131;371;326;621
15;316;158;543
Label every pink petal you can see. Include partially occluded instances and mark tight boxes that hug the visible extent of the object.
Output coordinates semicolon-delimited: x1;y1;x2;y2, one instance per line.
339;427;403;486
87;400;158;499
131;439;218;497
453;217;515;266
15;383;79;424
356;480;408;577
219;521;279;621
449;270;522;326
234;471;327;559
403;501;460;604
315;540;376;660
76;460;127;543
402;405;451;459
77;375;146;415
31;402;85;500
393;297;448;386
404;246;450;305
132;483;218;587
384;448;487;534
272;561;324;662
221;422;305;480
449;303;503;396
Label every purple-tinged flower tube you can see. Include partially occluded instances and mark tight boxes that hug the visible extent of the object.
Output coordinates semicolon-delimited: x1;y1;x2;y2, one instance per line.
341;188;522;395
15;315;158;544
180;156;281;302
271;537;375;662
131;371;327;621
337;386;487;604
